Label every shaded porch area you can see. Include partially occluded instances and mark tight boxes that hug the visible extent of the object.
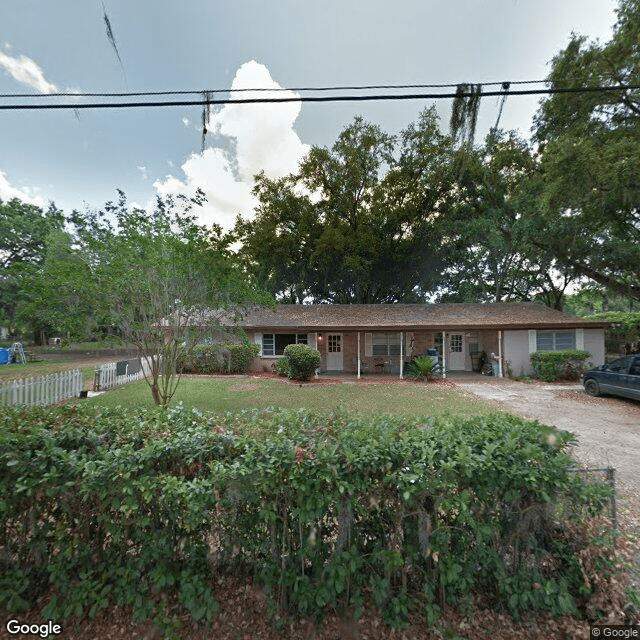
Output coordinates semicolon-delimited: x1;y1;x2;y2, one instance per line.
316;329;505;379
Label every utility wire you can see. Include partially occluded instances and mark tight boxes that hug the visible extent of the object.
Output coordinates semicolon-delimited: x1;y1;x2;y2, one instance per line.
0;76;629;99
0;84;637;111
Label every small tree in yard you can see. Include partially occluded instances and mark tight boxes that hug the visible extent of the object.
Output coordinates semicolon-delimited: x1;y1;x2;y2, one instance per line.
71;190;271;407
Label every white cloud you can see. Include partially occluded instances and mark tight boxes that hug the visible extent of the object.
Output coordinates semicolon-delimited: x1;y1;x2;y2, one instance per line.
0;50;57;93
137;166;148;179
182;117;190;127
155;60;310;231
0;170;45;207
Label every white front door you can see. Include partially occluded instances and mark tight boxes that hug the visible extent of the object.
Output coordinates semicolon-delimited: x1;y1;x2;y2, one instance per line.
326;334;343;371
448;333;465;370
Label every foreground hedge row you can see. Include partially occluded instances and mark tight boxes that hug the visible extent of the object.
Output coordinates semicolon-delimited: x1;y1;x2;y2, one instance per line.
0;405;612;630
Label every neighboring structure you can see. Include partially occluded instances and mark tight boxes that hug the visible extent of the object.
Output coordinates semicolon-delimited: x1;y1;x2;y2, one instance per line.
236;303;609;378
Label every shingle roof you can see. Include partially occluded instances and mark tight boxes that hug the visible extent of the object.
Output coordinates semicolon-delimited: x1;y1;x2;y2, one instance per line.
239;303;610;331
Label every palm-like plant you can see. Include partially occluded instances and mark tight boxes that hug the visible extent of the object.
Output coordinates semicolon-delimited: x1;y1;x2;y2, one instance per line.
406;355;438;381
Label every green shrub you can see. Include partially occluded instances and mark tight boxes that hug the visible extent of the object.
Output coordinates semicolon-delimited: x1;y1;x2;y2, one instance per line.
178;342;259;374
406;355;437;381
273;357;291;378
281;344;321;381
0;404;614;630
225;342;260;372
529;350;592;382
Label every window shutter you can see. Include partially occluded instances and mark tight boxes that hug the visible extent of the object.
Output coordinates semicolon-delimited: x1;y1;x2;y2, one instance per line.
576;328;584;350
528;330;537;354
365;333;373;357
254;332;262;356
308;333;317;350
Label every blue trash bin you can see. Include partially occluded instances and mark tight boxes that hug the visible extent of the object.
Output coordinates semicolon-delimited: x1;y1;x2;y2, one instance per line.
0;348;9;365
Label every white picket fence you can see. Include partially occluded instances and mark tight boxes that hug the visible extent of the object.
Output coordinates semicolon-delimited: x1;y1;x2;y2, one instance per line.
94;358;153;391
0;369;84;408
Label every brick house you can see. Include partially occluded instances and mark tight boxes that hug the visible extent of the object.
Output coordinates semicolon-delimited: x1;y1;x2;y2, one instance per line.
238;303;609;378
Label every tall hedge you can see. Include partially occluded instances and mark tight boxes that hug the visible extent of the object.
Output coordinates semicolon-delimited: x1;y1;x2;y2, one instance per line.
0;405;612;630
178;342;259;374
529;349;592;381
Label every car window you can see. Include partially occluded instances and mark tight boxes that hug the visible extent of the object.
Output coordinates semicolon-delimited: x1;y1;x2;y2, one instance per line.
606;357;630;372
629;358;640;376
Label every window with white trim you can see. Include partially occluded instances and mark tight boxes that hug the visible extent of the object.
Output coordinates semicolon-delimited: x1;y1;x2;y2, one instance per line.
536;330;576;351
262;333;307;356
372;332;401;356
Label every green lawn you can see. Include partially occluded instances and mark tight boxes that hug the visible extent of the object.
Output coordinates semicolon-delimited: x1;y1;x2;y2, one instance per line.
0;359;98;389
87;375;501;418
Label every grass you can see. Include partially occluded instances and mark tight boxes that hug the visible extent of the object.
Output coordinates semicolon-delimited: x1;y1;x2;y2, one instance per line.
87;375;501;418
0;359;98;386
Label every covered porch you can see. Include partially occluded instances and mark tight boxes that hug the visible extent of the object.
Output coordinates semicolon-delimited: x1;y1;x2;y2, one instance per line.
315;329;505;379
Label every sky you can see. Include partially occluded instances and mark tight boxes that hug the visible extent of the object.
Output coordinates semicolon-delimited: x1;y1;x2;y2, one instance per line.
0;0;618;230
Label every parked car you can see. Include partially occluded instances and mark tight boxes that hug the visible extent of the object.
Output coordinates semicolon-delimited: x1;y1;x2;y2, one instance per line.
582;355;640;400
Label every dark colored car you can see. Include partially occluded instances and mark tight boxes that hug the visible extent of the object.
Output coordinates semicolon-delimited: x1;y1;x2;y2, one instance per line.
582;355;640;400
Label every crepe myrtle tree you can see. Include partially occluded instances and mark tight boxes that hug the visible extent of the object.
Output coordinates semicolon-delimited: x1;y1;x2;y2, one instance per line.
70;189;272;407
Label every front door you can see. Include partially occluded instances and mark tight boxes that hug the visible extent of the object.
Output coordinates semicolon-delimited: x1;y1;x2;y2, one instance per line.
448;333;465;370
326;334;343;371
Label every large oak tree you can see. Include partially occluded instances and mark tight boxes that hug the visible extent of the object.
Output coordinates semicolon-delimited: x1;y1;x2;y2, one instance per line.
532;0;640;301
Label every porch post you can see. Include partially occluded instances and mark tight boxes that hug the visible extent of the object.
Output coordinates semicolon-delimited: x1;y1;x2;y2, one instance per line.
357;332;361;379
400;331;403;379
442;331;446;379
498;330;503;378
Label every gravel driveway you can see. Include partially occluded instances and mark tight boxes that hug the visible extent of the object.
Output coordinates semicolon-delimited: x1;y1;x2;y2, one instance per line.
454;377;640;499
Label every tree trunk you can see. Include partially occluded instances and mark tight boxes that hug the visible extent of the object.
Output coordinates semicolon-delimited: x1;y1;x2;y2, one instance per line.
151;382;162;406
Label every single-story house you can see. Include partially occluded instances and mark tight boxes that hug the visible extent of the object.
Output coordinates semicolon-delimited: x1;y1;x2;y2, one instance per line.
237;303;609;378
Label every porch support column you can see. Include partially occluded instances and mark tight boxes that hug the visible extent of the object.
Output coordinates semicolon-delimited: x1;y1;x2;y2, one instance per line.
442;331;446;379
357;332;361;379
400;331;403;379
498;330;503;378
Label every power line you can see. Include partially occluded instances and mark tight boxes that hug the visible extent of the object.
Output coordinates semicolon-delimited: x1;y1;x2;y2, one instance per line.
0;84;637;111
0;79;547;99
0;75;631;100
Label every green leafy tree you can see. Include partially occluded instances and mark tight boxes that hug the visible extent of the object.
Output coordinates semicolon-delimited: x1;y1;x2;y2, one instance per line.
72;190;271;407
235;111;449;303
434;132;577;308
532;0;640;301
0;198;65;340
16;229;97;341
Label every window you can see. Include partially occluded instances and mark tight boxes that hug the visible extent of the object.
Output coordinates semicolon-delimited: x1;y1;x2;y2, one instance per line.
536;330;576;351
372;333;401;356
328;334;341;353
450;334;463;353
262;333;307;356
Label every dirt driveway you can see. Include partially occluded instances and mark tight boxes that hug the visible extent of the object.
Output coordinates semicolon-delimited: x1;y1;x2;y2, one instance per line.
454;377;640;498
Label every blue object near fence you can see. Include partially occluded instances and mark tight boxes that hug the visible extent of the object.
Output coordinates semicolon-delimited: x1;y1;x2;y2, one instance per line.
0;348;9;364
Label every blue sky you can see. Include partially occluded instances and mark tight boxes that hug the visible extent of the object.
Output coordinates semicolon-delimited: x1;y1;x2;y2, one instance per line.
0;0;617;229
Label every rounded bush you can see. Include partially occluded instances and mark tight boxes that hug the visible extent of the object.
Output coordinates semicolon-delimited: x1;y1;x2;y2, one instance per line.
282;344;321;381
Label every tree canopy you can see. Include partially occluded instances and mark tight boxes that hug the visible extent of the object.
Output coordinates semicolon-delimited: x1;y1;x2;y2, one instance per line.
234;110;450;303
531;0;640;301
68;190;271;406
0;198;66;340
